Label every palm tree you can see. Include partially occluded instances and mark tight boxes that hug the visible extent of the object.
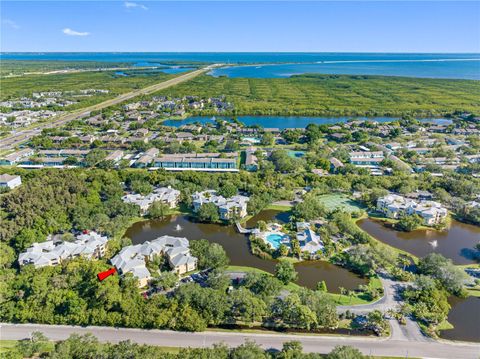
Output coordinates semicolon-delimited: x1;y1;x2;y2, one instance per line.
397;256;410;270
347;290;355;304
337;286;346;303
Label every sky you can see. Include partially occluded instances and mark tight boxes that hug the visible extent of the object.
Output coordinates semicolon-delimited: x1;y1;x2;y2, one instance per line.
1;1;479;53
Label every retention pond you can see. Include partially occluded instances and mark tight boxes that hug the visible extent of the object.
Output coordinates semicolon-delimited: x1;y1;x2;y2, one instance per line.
125;211;367;293
357;218;480;264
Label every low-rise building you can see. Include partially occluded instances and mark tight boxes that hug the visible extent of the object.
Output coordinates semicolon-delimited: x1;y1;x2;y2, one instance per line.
104;150;124;162
192;190;249;220
349;151;384;165
122;186;181;214
154;153;238;172
0;174;22;189
0;149;34;165
18;231;109;268
110;235;197;287
245;147;259;172
134;148;159;168
329;157;345;173
377;194;448;226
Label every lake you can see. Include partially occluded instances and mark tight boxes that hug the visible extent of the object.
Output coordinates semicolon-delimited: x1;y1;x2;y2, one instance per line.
440;296;480;342
161;115;399;129
358;218;480;264
124;211;367;292
2;52;479;79
161;116;451;129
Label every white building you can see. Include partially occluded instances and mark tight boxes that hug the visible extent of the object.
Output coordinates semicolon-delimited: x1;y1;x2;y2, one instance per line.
18;231;109;268
377;194;448;226
0;174;22;189
192;190;249;220
110;235;197;287
296;222;324;255
122;186;181;214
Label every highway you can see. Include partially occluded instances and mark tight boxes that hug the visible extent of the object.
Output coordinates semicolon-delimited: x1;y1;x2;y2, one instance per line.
0;66;214;151
1;323;479;358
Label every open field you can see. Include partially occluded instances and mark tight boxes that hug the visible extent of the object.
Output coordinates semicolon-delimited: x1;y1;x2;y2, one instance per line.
152;73;480;117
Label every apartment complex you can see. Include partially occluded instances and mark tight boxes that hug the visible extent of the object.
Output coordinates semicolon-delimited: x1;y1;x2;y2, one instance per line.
153;153;238;172
18;231;109;268
110;235;197;287
122;186;181;214
0;174;22;189
377;194;448;226
192;190;249;220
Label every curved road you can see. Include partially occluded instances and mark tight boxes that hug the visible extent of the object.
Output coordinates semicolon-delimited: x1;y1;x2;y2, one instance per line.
337;274;426;342
1;323;478;358
0;65;217;151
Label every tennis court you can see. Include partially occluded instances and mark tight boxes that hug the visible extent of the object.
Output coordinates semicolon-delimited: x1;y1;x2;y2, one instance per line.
318;194;364;212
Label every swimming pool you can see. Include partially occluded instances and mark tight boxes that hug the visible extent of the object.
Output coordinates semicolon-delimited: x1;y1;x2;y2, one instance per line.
265;233;289;249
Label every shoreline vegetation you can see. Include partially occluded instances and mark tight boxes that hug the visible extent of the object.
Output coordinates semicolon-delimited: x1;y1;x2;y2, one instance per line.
2;67;479;119
151;73;480;118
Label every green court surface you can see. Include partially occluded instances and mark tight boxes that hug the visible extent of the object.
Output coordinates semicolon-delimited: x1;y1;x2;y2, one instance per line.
318;194;364;212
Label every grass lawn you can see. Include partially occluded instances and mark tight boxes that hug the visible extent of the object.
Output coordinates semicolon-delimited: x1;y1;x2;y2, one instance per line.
437;320;454;331
0;340;55;355
317;194;364;213
0;340;179;355
329;276;383;305
266;203;293;210
0;340;18;354
226;265;382;305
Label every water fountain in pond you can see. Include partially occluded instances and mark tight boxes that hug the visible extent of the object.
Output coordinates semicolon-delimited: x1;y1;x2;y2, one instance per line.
175;224;183;231
429;240;438;249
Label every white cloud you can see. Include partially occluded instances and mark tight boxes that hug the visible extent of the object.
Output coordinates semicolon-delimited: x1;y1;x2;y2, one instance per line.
2;19;20;30
62;28;90;36
124;1;148;10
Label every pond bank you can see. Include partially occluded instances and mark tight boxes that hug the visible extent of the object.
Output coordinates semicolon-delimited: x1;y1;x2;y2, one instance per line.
124;212;368;293
357;217;480;264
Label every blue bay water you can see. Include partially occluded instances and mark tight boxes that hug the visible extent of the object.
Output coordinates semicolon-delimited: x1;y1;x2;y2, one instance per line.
209;60;480;80
1;52;479;79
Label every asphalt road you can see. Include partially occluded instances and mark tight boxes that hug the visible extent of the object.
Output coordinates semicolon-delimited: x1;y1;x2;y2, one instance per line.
1;323;479;358
0;66;214;151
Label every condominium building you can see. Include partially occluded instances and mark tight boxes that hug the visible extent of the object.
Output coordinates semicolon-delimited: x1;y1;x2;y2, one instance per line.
0;174;22;189
122;186;181;214
153;153;238;172
349;151;385;165
0;149;34;166
377;194;448;226
110;235;197;287
18;231;109;268
192;190;249;220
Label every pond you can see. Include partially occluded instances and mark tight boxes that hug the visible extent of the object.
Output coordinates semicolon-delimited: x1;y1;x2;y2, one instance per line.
357;218;480;264
439;296;480;342
124;211;367;293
